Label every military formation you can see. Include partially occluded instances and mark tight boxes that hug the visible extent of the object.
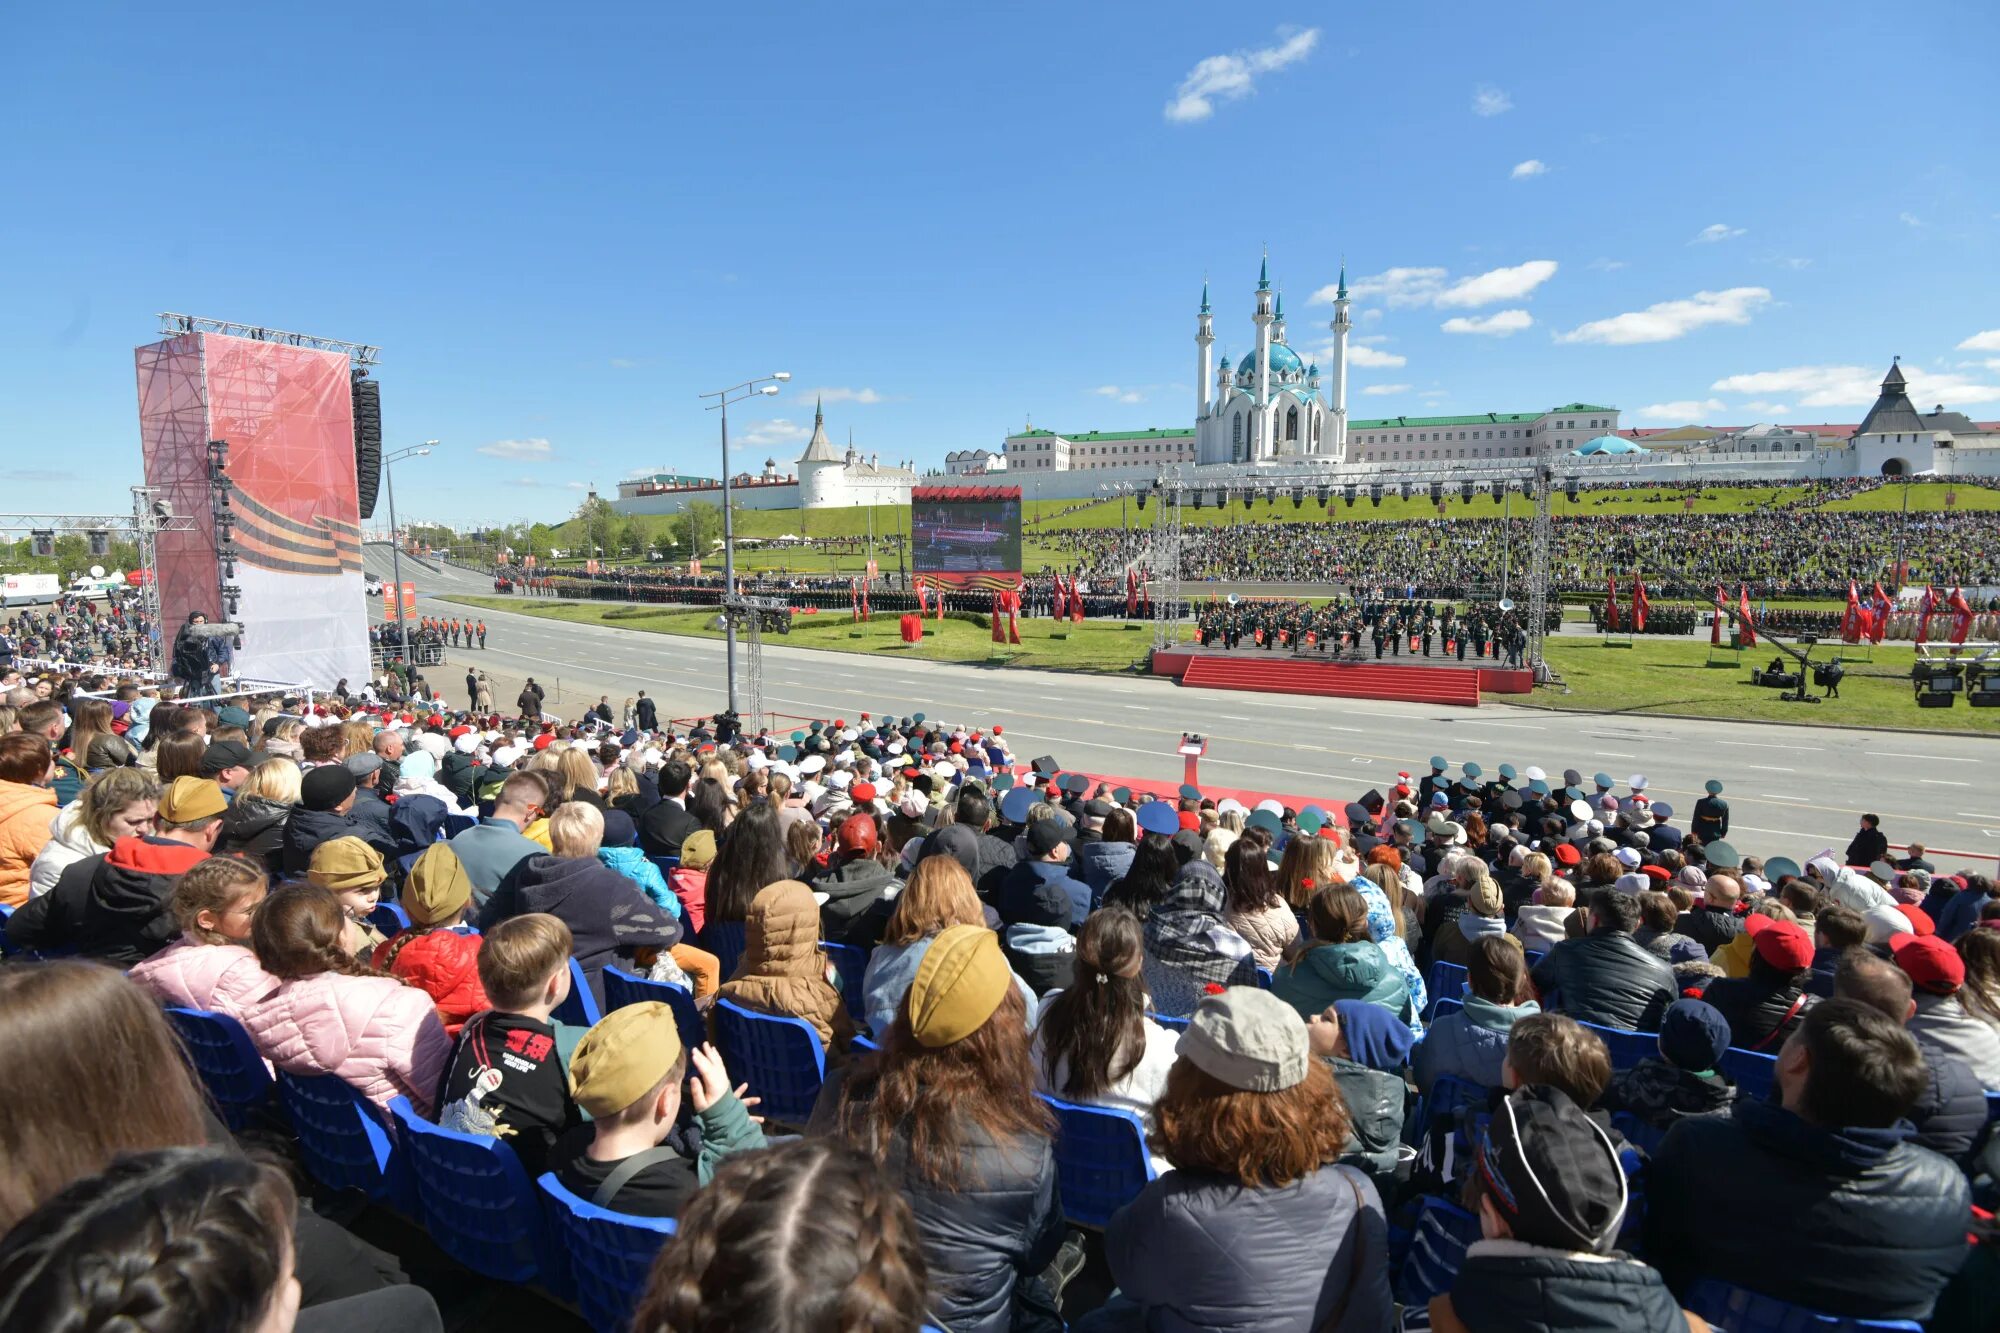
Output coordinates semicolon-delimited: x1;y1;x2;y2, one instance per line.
1194;596;1535;665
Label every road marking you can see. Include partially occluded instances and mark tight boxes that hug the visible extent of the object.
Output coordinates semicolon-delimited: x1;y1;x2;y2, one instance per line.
1215;715;1252;721
1745;765;1794;772
1713;740;1823;751
1594;752;1635;759
1959;813;1996;819
1922;779;1972;787
1758;795;1812;803
1454;720;1544;730
1123;705;1151;711
1877;753;1978;763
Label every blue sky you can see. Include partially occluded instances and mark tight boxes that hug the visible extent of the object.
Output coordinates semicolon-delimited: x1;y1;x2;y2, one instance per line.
5;2;1997;525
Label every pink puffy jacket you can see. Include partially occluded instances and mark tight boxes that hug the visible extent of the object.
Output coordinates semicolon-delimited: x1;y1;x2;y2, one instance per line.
239;971;452;1116
129;937;281;1024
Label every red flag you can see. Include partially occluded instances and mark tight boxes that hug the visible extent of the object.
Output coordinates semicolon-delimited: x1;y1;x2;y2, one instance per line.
1949;587;1974;645
916;582;929;616
850;579;860;623
1869;582;1891;645
861;582;870;618
1739;586;1757;647
1632;572;1650;632
1842;580;1861;643
1071;576;1085;622
1126;568;1138;617
1051;576;1066;620
1008;588;1022;644
1916;585;1938;645
991;592;1004;642
1712;584;1725;647
1605;575;1620;632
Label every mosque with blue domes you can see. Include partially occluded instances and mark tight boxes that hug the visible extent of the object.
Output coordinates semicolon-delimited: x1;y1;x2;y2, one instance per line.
1193;255;1349;465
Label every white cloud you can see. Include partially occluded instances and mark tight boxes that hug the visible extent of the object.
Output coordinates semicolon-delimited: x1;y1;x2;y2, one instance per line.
1510;159;1548;179
1362;383;1412;396
1899;211;1924;228
1692;223;1746;244
1774;256;1813;270
1587;258;1627;272
1347;344;1408;368
736;418;813;448
1442;309;1534;337
1092;385;1144;404
1739;401;1792;415
802;386;891;405
478;437;554;461
1637;399;1727;422
1164;27;1319;123
1711;363;2000;409
1319;266;1445;307
1472;85;1512;116
1435;260;1558;308
1958;330;2000;352
608;357;638;370
1556;287;1771;345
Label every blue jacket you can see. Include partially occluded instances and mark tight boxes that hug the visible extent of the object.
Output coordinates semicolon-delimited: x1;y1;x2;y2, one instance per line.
448;817;544;907
1076;840;1135;906
1411;995;1539;1094
598;845;679;917
1936;886;1989;942
1272;941;1409;1023
998;858;1094;928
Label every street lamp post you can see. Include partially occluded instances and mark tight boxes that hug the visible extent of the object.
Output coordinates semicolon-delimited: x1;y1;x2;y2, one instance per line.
384;442;439;657
700;374;789;714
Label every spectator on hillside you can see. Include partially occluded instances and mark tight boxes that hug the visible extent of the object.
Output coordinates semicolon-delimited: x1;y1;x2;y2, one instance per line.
860;856;1033;1038
1894;933;2000;1087
1032;908;1180;1175
478;801;680;1008
1076;987;1393;1333
1414;935;1541;1094
27;765;160;896
7;775;221;965
1701;914;1818;1052
1271;882;1407;1024
128;857;275;1021
1646;999;1972;1321
630;1140;928;1332
816;925;1068;1333
1835;952;1989;1164
1599;998;1736;1131
245;884;451;1117
1531;889;1677;1033
1220;827;1296;971
1434;1085;1694;1333
549;1009;764;1219
713;880;853;1053
448;771;547;908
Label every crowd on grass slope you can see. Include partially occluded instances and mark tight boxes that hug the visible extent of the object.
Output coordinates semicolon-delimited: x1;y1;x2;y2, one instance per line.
2;654;2000;1331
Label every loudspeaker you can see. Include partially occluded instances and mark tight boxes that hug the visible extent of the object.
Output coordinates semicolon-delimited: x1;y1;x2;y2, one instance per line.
352;373;383;519
1030;755;1061;776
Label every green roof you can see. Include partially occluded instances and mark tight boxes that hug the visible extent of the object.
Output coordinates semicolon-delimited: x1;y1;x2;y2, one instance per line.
1550;402;1614;413
1006;427;1194;443
1350;412;1542;429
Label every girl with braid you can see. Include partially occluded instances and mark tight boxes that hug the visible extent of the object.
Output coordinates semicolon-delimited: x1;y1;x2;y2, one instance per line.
633;1138;930;1333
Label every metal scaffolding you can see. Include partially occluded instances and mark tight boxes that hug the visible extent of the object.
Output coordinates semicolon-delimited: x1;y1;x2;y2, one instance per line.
722;594;786;728
156;313;381;366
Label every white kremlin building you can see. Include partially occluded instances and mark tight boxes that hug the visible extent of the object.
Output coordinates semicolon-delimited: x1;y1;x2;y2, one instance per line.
612;399;915;516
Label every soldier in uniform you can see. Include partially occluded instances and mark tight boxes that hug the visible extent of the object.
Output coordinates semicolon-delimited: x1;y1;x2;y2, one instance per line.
1692;779;1730;843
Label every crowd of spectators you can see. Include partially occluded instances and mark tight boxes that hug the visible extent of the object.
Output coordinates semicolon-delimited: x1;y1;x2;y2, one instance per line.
1;654;1998;1331
0;589;157;673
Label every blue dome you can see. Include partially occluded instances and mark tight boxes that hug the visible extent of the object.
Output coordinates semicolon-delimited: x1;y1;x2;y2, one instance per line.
1237;342;1305;380
1575;434;1644;456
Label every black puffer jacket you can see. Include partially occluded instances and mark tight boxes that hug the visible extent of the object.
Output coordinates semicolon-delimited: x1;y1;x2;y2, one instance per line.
1332;1058;1406;1185
214;796;290;879
811;856;897;949
281;806;374;877
1530;929;1678;1032
5;837;205;966
1646;1099;1972;1320
1438;1240;1692;1332
1700;962;1816;1052
477;853;681;1008
1675;905;1743;955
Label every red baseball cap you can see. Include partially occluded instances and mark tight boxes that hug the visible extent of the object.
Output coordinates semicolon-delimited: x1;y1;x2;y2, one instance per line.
1745;914;1813;972
1894;904;1936;937
851;781;878;803
1890;933;1965;993
1641;865;1671;882
1552;844;1581;867
836;813;878;856
532;733;554;751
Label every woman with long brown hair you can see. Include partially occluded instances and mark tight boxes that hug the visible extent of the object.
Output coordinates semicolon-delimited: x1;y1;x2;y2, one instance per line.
26;765;159;896
66;697;134;773
815;925;1064;1333
1270;883;1410;1023
860;855;1033;1037
1085;988;1392;1331
1221;827;1296;970
703;798;789;927
1032;907;1177;1174
154;733;208;784
240;883;451;1114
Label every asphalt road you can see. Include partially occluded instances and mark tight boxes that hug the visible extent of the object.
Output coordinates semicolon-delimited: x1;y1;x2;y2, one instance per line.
362;547;1999;869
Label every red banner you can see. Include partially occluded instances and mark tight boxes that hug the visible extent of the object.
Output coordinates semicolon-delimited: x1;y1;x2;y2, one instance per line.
1051;576;1067;621
1842;580;1861;643
1739;586;1757;647
1870;582;1891;645
1712;584;1725;647
1916;585;1937;645
1632;572;1649;632
1949;587;1974;645
1605;575;1620;632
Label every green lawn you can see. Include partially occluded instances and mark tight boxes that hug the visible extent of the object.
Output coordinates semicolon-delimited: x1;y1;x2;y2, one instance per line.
1821;483;2000;513
438;595;1157;672
1527;637;2000;733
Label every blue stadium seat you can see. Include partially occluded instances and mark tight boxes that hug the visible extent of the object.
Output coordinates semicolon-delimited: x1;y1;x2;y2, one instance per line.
704;920;748;980
1721;1046;1779;1101
1683;1278;1923;1332
1611;1110;1671;1157
1038;1094;1157;1229
1415;1073;1490;1142
1524;950;1546;970
1396;1195;1480;1307
712;998;826;1124
537;1173;676;1332
1256;966;1274;990
602;966;705;1056
1424;962;1468;1021
277;1070;410;1211
821;941;868;1025
167;1007;274;1131
1151;1012;1191;1032
647;854;679;879
1431;997;1464;1021
390;1098;553;1286
851;1032;881;1054
368;901;412;935
1986;1091;2000;1124
1577;1021;1659;1072
443;813;477;837
551;957;602;1027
